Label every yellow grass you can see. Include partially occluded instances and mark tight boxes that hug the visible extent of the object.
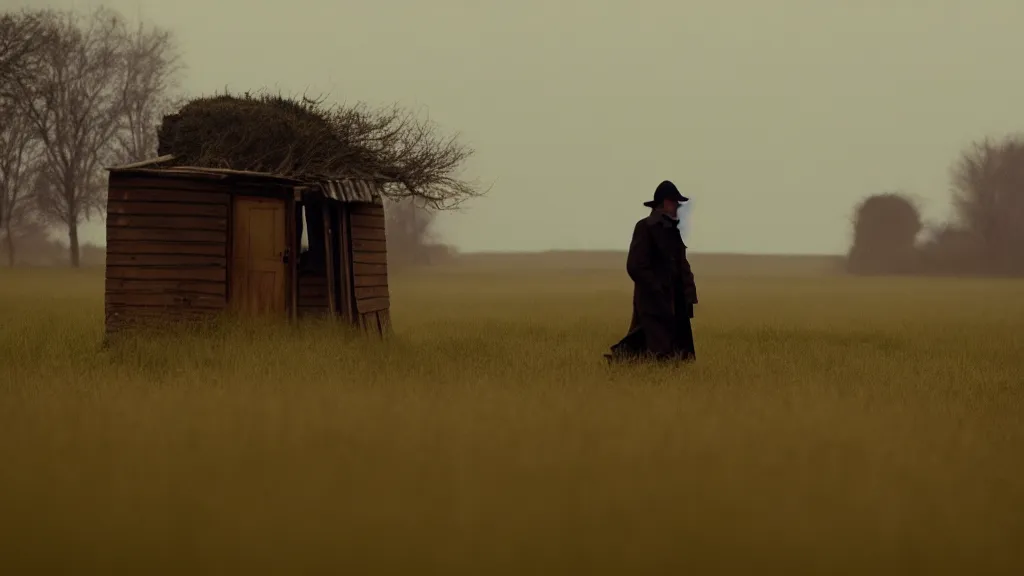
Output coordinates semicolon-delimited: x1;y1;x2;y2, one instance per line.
1;255;1023;574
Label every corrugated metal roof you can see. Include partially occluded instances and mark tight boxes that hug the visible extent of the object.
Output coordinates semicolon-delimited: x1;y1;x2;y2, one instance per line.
318;179;383;204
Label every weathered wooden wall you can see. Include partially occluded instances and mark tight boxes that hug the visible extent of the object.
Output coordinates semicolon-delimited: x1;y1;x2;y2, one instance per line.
348;202;390;334
104;174;229;334
297;272;329;317
104;171;391;336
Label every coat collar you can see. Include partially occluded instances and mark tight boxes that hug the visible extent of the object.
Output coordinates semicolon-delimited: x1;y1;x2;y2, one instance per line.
644;209;678;228
643;210;687;248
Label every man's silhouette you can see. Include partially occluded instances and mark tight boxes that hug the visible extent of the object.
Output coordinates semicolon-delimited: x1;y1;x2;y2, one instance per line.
607;180;698;362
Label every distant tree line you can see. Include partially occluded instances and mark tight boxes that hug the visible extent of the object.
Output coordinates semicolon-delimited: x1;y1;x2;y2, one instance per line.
848;136;1024;276
1;6;474;268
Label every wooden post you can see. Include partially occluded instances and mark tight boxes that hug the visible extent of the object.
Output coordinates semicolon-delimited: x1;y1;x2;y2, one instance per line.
338;204;354;323
322;200;337;318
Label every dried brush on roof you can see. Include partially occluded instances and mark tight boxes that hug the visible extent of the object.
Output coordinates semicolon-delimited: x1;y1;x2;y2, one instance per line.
157;90;484;208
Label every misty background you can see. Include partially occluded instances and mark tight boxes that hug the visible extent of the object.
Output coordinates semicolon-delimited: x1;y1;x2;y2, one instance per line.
5;0;1023;255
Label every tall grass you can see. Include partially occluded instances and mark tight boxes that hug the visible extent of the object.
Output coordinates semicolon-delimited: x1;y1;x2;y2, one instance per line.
1;263;1022;574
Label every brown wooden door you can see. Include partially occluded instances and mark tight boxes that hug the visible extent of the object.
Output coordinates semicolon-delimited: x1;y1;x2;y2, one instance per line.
231;196;287;316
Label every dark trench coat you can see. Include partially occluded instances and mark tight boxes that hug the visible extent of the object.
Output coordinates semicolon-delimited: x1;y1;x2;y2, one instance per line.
608;210;698;361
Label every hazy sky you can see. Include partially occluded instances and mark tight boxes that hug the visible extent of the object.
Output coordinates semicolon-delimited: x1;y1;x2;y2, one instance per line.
8;0;1024;254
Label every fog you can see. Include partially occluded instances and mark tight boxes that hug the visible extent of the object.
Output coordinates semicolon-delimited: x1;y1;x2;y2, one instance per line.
8;0;1024;254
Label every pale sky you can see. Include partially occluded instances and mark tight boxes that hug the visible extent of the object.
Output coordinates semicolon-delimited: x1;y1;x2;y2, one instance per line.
7;0;1024;254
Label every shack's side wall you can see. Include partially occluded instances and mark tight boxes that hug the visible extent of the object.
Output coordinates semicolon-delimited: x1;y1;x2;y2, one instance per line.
104;173;230;334
348;202;390;334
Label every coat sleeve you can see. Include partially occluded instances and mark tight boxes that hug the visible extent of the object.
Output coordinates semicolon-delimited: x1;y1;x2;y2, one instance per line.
626;221;662;293
680;245;697;304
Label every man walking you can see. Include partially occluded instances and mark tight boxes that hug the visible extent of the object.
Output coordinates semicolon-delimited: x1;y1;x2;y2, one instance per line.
607;180;698;362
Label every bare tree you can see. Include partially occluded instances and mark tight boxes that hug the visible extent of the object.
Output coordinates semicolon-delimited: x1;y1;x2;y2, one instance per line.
0;10;53;100
950;136;1024;275
115;20;183;163
0;102;42;266
0;10;55;266
10;8;130;267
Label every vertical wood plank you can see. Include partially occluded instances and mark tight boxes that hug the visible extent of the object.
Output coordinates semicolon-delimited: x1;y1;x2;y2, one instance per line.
322;201;337;318
229;196;247;313
287;195;298;321
338;204;354;324
225;192;234;306
378;308;392;336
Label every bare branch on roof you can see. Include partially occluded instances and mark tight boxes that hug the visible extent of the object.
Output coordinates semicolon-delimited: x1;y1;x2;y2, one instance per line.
156;91;486;210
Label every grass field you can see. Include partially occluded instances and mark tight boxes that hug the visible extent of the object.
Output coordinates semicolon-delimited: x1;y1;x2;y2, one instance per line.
2;253;1023;574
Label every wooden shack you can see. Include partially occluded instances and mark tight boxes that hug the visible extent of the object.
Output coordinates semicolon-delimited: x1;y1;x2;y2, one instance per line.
103;156;391;337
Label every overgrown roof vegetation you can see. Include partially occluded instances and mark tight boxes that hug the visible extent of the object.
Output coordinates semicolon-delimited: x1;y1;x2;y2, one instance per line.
157;91;484;209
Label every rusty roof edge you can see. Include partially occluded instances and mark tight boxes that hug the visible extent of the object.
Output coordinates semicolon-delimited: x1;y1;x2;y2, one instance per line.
106;154;177;171
109;166;304;184
108;168;230;181
167;166;303;182
111;165;387;185
107;157;391;190
304;171;396;183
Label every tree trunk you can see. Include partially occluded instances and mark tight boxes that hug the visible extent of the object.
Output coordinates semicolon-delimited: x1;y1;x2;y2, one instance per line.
68;223;80;268
4;227;14;267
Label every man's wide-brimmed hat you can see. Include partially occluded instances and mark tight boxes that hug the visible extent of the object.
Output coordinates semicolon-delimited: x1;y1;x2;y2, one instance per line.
644;180;689;208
